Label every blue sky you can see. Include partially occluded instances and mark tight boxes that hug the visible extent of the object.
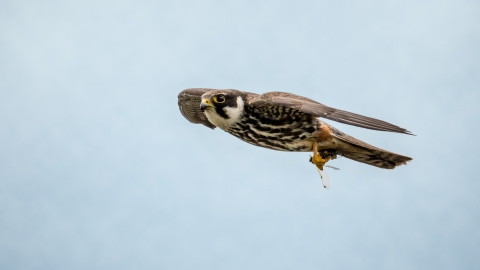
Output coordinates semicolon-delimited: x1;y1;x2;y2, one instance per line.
1;0;479;269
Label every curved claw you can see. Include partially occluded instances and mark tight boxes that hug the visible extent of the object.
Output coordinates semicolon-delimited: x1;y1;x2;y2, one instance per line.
311;141;331;171
309;141;331;189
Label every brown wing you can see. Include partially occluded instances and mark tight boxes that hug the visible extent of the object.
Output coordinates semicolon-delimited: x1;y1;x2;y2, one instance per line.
178;88;216;129
249;92;413;135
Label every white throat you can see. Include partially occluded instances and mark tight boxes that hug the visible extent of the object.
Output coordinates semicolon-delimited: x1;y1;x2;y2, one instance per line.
204;96;244;130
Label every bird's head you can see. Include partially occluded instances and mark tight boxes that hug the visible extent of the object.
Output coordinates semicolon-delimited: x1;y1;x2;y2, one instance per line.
200;90;246;130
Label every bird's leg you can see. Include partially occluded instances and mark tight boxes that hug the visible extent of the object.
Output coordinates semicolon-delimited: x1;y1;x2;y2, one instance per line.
309;141;332;171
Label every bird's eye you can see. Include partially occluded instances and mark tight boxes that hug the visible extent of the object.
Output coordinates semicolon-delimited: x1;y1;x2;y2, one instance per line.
214;95;226;103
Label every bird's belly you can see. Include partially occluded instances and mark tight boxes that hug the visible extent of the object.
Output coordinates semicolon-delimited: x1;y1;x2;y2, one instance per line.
281;139;315;152
227;126;316;152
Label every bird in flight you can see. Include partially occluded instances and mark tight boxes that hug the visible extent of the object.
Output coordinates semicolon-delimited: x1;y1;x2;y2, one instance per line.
178;88;412;188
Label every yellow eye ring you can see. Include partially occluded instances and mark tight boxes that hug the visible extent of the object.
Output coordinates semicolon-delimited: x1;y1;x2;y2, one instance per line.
213;95;226;103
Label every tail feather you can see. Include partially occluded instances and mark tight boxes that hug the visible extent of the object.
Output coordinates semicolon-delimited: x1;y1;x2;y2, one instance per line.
329;126;412;169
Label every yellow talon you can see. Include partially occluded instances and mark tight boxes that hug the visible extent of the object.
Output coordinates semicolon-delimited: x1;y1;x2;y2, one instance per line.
311;141;331;171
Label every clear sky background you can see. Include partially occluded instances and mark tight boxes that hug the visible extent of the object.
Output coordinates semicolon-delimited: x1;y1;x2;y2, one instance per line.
1;0;479;269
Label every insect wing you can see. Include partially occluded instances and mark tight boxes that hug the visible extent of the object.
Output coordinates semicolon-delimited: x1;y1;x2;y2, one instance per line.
317;168;330;189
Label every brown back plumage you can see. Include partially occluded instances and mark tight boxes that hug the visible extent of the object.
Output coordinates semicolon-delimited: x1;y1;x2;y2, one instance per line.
248;91;414;135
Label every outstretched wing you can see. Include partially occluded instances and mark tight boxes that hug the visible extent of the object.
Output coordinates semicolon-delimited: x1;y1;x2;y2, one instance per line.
249;92;413;135
178;88;216;129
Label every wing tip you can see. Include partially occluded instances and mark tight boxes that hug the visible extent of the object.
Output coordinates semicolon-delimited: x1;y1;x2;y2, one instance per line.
402;129;416;136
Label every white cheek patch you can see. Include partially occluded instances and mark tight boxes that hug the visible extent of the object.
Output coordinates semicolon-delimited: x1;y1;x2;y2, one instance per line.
224;96;244;123
204;96;244;130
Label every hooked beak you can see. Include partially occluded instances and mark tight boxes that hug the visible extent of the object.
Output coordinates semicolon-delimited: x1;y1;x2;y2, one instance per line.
200;99;213;111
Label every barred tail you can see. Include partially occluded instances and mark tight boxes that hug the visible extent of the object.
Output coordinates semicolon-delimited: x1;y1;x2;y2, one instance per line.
330;127;412;169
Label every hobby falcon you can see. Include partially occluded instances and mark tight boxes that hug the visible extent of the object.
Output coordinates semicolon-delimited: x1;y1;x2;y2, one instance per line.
178;88;412;188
